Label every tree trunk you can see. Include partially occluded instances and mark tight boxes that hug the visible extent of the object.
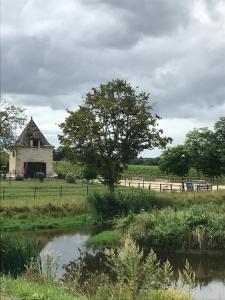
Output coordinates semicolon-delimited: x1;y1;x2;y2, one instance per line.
108;182;115;197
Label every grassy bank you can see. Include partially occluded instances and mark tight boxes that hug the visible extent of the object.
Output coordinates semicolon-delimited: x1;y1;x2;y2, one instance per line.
0;214;93;231
0;277;84;300
120;204;225;251
86;230;121;247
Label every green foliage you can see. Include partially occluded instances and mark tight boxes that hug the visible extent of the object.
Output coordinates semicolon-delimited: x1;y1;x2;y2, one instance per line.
0;233;38;276
15;174;24;181
185;126;222;178
59;79;171;193
159;145;190;177
0;151;9;169
63;236;193;300
87;193;124;222
0;276;83;300
36;172;45;182
127;205;225;250
83;165;98;181
87;192;159;223
65;173;76;183
0;99;27;151
214;117;225;175
53;161;83;178
130;156;160;166
86;230;121;247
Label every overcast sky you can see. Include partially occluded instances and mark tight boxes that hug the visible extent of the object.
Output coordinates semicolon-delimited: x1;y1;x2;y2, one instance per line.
1;0;225;156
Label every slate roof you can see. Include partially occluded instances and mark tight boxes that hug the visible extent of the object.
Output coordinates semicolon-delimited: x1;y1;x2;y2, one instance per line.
15;117;53;147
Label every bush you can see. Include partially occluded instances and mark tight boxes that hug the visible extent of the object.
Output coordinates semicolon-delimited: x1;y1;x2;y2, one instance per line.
15;175;24;181
87;192;162;223
87;193;124;222
0;233;38;276
126;205;225;250
36;172;45;182
65;173;76;183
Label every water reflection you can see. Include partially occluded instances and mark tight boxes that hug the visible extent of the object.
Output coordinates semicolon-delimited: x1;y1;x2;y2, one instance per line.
35;230;90;277
34;230;225;300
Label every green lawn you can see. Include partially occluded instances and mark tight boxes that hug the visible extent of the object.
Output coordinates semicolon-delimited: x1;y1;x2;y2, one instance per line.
0;179;106;206
0;178;150;207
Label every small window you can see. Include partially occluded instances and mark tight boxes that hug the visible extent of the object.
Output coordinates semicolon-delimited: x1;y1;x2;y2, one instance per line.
33;139;39;148
12;151;15;157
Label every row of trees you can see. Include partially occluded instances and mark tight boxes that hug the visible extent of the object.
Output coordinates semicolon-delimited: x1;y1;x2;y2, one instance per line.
159;118;225;178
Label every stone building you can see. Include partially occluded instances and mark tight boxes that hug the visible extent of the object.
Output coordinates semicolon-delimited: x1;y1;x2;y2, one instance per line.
9;117;54;177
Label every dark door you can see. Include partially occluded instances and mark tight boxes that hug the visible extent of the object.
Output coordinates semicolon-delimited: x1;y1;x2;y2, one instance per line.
24;162;46;178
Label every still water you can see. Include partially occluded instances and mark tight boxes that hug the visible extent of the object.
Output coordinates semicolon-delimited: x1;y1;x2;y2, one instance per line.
35;230;225;300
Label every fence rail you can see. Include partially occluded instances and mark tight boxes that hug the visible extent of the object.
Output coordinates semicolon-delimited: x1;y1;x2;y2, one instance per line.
1;180;225;202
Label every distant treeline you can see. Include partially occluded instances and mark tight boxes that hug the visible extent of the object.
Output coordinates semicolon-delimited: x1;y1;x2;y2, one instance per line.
129;157;160;166
53;147;160;166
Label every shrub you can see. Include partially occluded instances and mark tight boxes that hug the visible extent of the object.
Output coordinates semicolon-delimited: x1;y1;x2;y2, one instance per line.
36;172;45;182
15;175;24;181
126;205;225;250
87;193;123;222
0;233;38;276
65;173;76;183
87;192;161;223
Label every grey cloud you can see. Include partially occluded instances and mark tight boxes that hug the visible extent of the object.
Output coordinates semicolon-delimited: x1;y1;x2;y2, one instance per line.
84;0;193;37
1;0;225;124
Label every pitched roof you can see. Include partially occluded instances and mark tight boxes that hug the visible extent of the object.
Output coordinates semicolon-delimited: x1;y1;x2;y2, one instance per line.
15;117;53;147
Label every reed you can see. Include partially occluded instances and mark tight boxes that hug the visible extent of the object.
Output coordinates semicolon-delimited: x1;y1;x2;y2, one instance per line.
0;233;38;276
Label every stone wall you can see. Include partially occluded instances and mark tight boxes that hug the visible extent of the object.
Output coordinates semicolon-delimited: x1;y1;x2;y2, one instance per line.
9;147;53;176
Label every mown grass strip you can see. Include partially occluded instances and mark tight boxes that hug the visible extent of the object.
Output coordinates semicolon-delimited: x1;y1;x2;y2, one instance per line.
86;230;122;247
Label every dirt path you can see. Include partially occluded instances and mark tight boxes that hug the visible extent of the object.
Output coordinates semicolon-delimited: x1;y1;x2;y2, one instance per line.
120;179;225;192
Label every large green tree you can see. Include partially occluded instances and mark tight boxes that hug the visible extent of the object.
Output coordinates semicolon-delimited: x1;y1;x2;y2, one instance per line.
214;117;225;175
159;145;190;177
59;79;171;193
184;127;221;178
0;99;27;152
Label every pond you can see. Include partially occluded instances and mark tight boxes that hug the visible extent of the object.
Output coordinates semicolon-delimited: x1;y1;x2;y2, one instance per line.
35;229;225;300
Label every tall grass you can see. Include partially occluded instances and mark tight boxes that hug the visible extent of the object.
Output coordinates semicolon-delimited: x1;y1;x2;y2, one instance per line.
63;236;194;300
124;205;225;251
0;234;38;276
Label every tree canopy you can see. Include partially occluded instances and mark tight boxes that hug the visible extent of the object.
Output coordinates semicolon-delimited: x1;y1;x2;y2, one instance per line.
0;99;27;152
59;79;171;192
159;145;190;177
185;127;221;178
159;118;225;179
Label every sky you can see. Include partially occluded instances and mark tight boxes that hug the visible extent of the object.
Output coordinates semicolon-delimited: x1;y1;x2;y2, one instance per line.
1;0;225;157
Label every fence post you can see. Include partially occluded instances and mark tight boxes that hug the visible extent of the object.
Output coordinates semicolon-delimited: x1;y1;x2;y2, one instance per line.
60;186;63;199
34;187;37;200
160;183;162;192
170;184;173;192
3;187;5;200
149;184;151;194
86;185;89;196
143;180;144;188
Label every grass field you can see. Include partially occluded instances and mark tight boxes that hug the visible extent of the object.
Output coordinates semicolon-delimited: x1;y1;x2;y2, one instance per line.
0;178;154;207
52;161;225;183
0;179;104;206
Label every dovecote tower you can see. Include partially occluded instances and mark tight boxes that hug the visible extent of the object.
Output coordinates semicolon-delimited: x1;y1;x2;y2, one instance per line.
9;117;54;177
